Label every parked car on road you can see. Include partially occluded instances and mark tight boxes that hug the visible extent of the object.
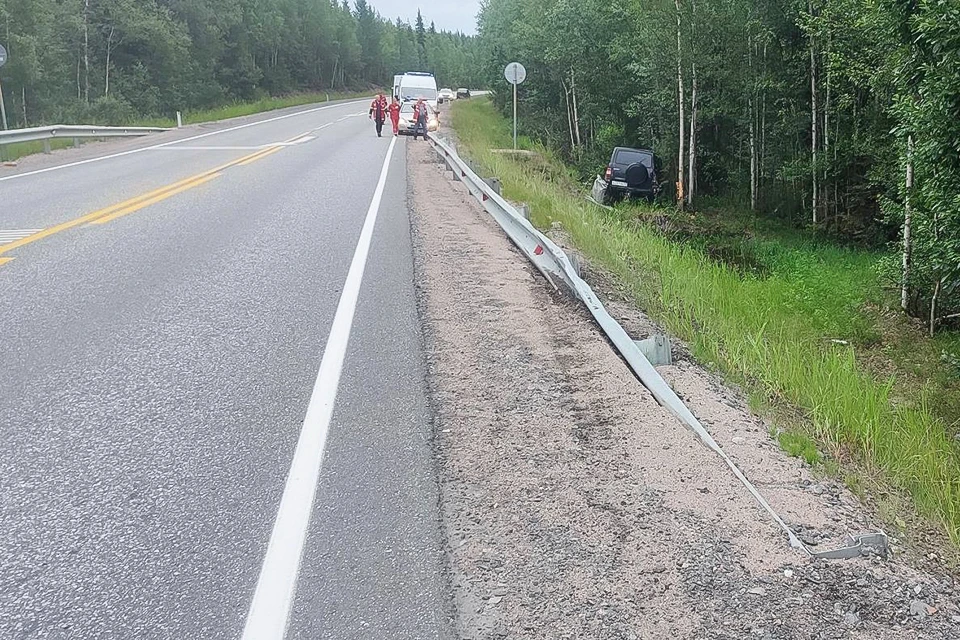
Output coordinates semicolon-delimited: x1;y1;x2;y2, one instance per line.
456;88;471;99
592;147;660;205
438;88;456;104
397;102;440;135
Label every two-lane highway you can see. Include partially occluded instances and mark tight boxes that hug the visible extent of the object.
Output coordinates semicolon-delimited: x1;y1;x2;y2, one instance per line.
0;100;452;638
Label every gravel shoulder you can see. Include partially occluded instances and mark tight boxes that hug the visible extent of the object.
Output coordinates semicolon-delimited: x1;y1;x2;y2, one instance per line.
407;139;960;639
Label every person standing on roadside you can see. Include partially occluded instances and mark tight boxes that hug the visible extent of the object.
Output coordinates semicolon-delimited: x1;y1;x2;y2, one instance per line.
412;98;429;141
387;97;402;136
368;93;388;137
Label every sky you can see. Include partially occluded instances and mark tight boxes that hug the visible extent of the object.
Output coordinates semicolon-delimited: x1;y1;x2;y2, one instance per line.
368;1;483;35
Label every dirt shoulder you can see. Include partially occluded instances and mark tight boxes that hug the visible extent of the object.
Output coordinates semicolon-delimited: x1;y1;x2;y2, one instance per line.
406;139;959;638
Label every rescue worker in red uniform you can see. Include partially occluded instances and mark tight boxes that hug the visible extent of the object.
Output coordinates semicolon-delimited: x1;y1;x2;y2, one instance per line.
387;97;402;136
368;94;388;137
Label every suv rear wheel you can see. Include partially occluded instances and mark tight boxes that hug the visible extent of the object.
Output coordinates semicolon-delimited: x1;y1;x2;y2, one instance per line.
624;163;651;190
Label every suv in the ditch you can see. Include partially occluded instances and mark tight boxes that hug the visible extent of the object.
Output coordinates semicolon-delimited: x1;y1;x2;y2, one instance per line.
592;147;660;204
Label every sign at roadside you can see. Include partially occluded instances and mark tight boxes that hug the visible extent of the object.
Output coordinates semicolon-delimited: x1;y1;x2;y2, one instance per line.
504;62;526;85
0;45;8;131
504;62;527;150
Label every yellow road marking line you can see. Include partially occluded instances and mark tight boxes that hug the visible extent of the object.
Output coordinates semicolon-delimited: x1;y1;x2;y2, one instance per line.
0;203;130;258
90;173;222;225
0;137;299;262
239;147;283;166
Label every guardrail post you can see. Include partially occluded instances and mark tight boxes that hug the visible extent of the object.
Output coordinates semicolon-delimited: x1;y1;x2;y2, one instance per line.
43;139;51;154
73;138;81;148
484;177;502;196
634;335;673;367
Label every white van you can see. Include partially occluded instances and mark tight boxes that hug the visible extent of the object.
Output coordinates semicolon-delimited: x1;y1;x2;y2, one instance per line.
393;74;404;101
397;72;439;109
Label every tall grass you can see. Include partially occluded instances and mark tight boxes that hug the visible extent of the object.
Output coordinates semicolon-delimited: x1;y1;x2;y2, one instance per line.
177;89;375;125
0;138;78;162
451;98;960;545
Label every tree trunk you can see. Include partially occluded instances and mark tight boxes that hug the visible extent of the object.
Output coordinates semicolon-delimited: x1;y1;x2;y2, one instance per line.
824;44;831;224
809;0;819;225
929;203;941;336
570;69;582;147
83;0;90;105
761;41;768;184
901;134;914;313
687;61;697;207
562;79;575;149
931;275;942;338
675;0;686;210
105;27;115;98
749;34;757;211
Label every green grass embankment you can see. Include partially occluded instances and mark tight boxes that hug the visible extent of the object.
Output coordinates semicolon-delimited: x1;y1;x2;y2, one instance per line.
450;97;960;550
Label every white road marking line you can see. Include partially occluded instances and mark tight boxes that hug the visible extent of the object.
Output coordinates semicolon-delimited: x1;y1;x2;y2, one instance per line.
150;146;268;151
289;135;316;145
0;99;371;184
241;135;398;640
0;229;43;245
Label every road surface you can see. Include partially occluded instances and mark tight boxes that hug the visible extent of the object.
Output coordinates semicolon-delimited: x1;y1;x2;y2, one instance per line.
0;100;451;639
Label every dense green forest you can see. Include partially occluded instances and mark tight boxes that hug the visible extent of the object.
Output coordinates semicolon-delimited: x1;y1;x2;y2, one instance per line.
0;0;479;125
477;0;960;332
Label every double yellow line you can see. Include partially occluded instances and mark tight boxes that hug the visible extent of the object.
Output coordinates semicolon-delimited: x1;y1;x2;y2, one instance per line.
0;139;295;265
89;144;285;226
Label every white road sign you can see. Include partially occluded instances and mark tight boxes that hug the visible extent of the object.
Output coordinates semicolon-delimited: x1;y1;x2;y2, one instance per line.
504;62;526;85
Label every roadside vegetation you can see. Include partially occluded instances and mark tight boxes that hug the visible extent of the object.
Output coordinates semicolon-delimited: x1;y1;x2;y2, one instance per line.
477;0;960;338
450;97;960;551
0;1;479;127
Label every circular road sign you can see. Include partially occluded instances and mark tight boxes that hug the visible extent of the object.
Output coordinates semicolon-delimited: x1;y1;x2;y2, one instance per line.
0;45;7;68
504;62;526;86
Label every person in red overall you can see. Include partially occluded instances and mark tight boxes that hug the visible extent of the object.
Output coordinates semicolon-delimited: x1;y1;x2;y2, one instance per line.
368;94;388;137
387;97;402;136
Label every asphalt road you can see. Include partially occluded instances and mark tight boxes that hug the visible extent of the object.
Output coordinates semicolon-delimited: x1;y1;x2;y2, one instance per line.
0;100;451;638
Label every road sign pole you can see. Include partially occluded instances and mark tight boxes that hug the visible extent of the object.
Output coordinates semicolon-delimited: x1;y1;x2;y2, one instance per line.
0;44;8;131
0;76;8;131
504;62;526;151
513;81;517;150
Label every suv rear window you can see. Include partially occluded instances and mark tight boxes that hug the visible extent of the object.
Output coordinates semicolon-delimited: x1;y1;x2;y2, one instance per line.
614;149;652;165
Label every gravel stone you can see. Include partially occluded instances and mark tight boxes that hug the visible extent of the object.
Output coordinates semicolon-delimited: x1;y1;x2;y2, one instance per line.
408;136;960;639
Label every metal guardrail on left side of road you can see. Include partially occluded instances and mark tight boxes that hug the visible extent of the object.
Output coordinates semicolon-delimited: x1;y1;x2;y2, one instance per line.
427;133;889;561
0;124;171;158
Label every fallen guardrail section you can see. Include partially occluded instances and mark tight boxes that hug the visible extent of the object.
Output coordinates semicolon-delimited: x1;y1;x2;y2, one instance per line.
428;133;888;561
0;124;171;159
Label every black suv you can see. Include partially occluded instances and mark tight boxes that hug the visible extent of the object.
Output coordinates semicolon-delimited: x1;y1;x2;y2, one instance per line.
593;147;660;204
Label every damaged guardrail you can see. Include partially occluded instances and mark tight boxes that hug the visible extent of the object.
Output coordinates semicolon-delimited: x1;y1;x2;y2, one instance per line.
428;133;887;561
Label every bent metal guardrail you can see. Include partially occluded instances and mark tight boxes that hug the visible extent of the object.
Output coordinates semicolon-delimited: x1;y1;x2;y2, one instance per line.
427;133;888;561
0;124;170;157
